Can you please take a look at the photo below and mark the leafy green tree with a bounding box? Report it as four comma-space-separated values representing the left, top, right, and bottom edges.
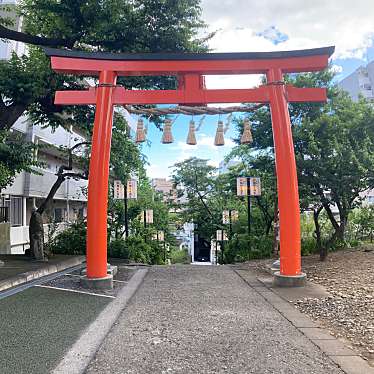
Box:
295, 93, 374, 249
0, 130, 39, 191
228, 69, 374, 259
0, 0, 209, 130
0, 0, 209, 258
172, 157, 222, 240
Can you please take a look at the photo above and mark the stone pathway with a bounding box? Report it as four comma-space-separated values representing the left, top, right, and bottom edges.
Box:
86, 265, 344, 374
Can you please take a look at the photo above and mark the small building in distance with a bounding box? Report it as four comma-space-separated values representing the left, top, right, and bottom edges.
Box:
152, 178, 178, 203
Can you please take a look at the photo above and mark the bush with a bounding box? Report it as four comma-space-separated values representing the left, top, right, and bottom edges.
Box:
108, 236, 165, 265
170, 248, 189, 264
301, 237, 318, 256
49, 220, 166, 265
224, 234, 273, 263
48, 220, 86, 255
108, 238, 129, 260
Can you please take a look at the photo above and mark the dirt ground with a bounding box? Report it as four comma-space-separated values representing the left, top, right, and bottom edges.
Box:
244, 245, 374, 366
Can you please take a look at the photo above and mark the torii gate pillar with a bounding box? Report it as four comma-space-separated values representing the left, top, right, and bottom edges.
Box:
45, 46, 334, 288
86, 71, 117, 280
267, 68, 304, 286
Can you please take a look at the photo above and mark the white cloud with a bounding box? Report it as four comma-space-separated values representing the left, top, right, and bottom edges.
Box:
146, 132, 236, 179
202, 0, 374, 60
205, 74, 263, 90
170, 132, 235, 166
145, 163, 171, 179
331, 64, 343, 74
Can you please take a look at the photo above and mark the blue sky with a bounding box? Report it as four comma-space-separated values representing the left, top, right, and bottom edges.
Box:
135, 0, 374, 179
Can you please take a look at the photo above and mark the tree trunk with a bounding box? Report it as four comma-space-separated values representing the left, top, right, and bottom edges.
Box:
313, 206, 326, 261
29, 210, 45, 261
28, 175, 65, 260
27, 141, 88, 259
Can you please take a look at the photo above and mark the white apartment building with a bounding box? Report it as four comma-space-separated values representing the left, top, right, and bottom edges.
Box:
338, 62, 374, 206
339, 61, 374, 102
0, 1, 88, 254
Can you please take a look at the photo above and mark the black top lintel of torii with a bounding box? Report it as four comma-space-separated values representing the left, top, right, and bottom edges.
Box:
43, 46, 335, 61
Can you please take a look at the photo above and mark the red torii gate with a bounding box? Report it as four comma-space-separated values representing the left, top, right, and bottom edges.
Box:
45, 46, 334, 287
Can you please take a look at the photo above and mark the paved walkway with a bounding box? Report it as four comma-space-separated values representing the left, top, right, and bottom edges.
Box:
86, 265, 343, 374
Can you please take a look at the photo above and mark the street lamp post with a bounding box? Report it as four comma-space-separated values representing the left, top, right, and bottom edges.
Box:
124, 181, 129, 238
223, 209, 238, 238
142, 209, 154, 242
154, 230, 166, 263
114, 179, 137, 239
237, 177, 261, 259
247, 186, 251, 235
216, 230, 228, 265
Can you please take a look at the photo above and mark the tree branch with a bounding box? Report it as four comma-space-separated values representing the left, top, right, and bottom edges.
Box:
36, 142, 88, 214
193, 169, 213, 219
0, 102, 28, 131
0, 24, 75, 48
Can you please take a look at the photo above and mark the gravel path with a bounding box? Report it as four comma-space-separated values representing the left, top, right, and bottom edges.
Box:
86, 265, 342, 374
294, 248, 374, 366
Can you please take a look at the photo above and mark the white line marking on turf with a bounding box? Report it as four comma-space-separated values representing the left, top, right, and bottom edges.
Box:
52, 268, 148, 374
65, 273, 127, 283
35, 285, 115, 299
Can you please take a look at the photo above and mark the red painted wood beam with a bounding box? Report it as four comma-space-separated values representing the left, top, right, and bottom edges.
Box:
50, 54, 329, 76
55, 87, 268, 105
54, 86, 326, 106
286, 86, 327, 102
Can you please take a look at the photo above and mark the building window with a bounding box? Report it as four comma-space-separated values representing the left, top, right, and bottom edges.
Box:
54, 208, 63, 223
4, 196, 23, 226
359, 69, 369, 77
78, 208, 84, 219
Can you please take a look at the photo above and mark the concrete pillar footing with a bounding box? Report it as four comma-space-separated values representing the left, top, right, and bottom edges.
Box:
80, 274, 113, 290
81, 263, 117, 277
272, 271, 307, 287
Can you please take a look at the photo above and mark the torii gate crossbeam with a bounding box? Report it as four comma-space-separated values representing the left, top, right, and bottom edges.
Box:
45, 46, 334, 286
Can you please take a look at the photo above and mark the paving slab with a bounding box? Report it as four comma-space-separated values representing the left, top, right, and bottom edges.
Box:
86, 265, 343, 374
0, 255, 85, 291
300, 327, 336, 340
330, 356, 374, 374
312, 339, 356, 356
257, 275, 329, 302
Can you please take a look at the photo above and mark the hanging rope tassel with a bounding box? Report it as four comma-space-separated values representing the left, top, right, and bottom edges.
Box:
161, 119, 174, 144
240, 118, 253, 145
186, 120, 197, 145
214, 120, 225, 146
135, 118, 146, 143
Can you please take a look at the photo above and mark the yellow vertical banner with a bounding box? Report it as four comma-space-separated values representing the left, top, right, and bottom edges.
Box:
236, 177, 248, 196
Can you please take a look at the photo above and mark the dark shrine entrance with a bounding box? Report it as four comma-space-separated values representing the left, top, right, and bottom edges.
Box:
193, 230, 211, 263
44, 45, 334, 285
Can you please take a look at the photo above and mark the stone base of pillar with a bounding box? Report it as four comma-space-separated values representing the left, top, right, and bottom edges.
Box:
80, 274, 113, 290
272, 271, 306, 287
